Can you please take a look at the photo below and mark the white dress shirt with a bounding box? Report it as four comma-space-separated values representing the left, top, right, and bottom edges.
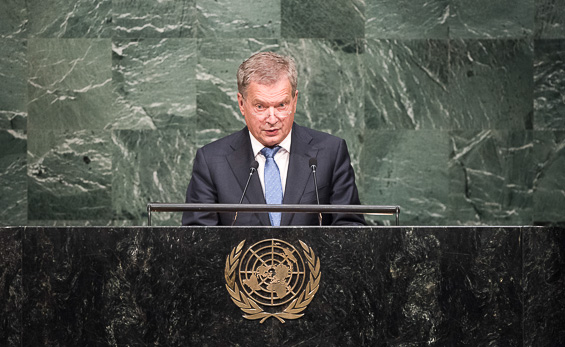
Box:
249, 130, 292, 196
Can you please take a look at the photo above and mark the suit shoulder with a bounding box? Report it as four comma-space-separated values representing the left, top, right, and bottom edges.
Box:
198, 128, 247, 154
295, 124, 345, 146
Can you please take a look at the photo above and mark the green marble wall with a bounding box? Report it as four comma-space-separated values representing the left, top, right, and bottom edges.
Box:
1, 0, 564, 226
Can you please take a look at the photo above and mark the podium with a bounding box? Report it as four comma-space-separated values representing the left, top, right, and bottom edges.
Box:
1, 226, 563, 345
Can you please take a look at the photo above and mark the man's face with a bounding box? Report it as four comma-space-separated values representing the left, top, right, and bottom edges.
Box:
237, 78, 298, 148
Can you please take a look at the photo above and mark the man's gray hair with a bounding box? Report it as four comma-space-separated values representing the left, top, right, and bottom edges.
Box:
237, 52, 297, 97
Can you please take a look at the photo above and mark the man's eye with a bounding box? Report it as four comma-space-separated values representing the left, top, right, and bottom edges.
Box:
255, 105, 264, 110
278, 103, 286, 108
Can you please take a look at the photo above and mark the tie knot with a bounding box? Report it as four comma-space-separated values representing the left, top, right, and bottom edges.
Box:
261, 146, 281, 159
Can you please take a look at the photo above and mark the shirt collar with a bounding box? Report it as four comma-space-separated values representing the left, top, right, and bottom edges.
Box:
249, 129, 292, 157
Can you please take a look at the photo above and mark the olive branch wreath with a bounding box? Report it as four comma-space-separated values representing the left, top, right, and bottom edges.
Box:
224, 240, 321, 323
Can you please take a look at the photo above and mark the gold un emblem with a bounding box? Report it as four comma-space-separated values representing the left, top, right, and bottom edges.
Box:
225, 239, 321, 323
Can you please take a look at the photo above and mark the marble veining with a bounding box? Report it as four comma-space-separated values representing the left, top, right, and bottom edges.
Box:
449, 130, 534, 225
366, 0, 449, 39
534, 39, 565, 130
533, 131, 565, 223
281, 0, 365, 39
111, 129, 197, 225
112, 38, 197, 130
113, 0, 196, 38
26, 0, 112, 38
197, 0, 281, 38
27, 38, 115, 131
449, 0, 533, 38
0, 39, 27, 130
535, 0, 565, 38
27, 130, 113, 221
0, 131, 27, 226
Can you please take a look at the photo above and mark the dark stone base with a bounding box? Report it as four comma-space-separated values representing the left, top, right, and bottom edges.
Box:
1, 226, 563, 345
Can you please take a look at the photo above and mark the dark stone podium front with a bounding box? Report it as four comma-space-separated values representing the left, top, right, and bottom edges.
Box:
1, 226, 564, 346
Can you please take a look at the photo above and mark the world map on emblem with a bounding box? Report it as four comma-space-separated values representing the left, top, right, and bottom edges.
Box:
238, 239, 306, 306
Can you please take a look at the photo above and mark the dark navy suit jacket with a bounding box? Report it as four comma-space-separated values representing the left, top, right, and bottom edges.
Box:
182, 123, 366, 226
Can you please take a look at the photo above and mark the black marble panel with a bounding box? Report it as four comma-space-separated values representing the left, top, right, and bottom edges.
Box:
523, 227, 565, 346
0, 227, 21, 346
534, 39, 565, 130
281, 0, 364, 39
18, 226, 552, 345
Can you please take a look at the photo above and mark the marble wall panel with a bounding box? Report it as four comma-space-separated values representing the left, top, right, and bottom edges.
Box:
0, 227, 21, 346
0, 0, 27, 38
449, 0, 534, 38
0, 131, 27, 226
196, 39, 279, 136
364, 39, 450, 130
523, 227, 565, 345
112, 38, 197, 130
0, 39, 27, 130
27, 38, 115, 131
0, 0, 563, 226
533, 131, 565, 224
449, 130, 534, 225
534, 39, 565, 130
366, 0, 449, 39
111, 130, 197, 225
113, 0, 197, 38
282, 39, 365, 165
26, 0, 112, 38
448, 39, 534, 130
359, 130, 449, 225
281, 0, 365, 39
535, 0, 565, 38
27, 130, 113, 221
197, 0, 280, 38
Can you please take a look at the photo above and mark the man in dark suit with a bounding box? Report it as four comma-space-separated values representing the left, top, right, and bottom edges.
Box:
182, 52, 365, 226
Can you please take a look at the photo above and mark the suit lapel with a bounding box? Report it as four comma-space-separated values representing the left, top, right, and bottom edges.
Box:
226, 128, 270, 226
281, 124, 319, 226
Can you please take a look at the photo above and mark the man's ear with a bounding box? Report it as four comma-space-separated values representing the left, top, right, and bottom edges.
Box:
237, 93, 245, 115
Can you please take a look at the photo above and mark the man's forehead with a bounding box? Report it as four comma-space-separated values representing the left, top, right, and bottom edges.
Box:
247, 80, 293, 99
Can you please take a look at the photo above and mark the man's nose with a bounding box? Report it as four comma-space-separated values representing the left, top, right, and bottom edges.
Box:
265, 107, 277, 122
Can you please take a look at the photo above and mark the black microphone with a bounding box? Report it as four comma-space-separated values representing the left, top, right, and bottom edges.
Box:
232, 161, 259, 226
309, 158, 322, 226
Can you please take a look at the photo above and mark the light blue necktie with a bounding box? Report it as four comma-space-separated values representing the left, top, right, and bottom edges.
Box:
261, 146, 283, 226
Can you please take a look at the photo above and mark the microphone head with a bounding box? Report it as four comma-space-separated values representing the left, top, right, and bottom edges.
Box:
309, 158, 317, 168
250, 160, 259, 171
